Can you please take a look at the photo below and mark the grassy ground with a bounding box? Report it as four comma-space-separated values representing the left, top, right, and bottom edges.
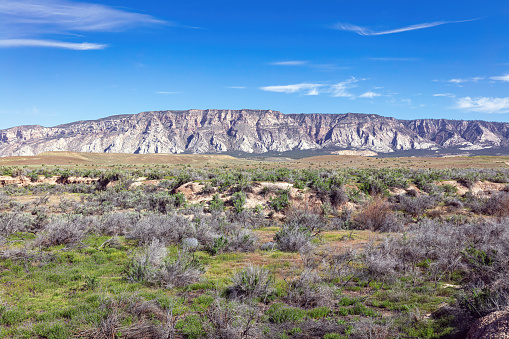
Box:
0, 229, 457, 338
0, 157, 508, 338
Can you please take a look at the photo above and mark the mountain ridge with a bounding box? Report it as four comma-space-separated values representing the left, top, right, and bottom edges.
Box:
1, 109, 508, 157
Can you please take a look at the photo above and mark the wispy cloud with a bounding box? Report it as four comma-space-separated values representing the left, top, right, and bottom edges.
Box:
156, 91, 183, 94
334, 18, 478, 36
471, 77, 485, 82
433, 76, 486, 84
367, 57, 418, 61
260, 78, 360, 98
260, 83, 324, 95
386, 97, 423, 109
456, 97, 509, 113
0, 0, 165, 49
329, 78, 358, 98
226, 86, 246, 89
0, 0, 164, 32
433, 93, 456, 98
0, 38, 106, 50
311, 64, 349, 71
447, 78, 467, 84
268, 60, 347, 72
491, 74, 509, 82
269, 60, 308, 66
359, 91, 381, 98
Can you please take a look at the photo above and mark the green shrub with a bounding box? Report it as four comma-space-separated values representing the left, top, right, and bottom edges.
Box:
173, 192, 186, 208
404, 317, 454, 339
351, 303, 379, 317
231, 192, 246, 214
209, 194, 225, 212
462, 246, 494, 267
306, 306, 331, 319
175, 314, 206, 339
34, 321, 71, 339
270, 189, 291, 212
324, 334, 343, 339
28, 171, 40, 182
205, 236, 229, 256
338, 296, 357, 306
266, 303, 305, 324
338, 307, 349, 316
288, 327, 302, 335
293, 180, 305, 189
442, 184, 458, 195
193, 295, 215, 312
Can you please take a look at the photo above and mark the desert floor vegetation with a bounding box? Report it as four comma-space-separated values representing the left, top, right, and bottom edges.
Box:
0, 159, 508, 338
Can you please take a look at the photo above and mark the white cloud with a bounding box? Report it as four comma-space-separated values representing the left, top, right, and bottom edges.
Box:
433, 93, 456, 98
269, 60, 308, 66
0, 0, 164, 49
306, 88, 320, 96
261, 78, 361, 98
359, 91, 381, 98
491, 74, 509, 82
260, 83, 324, 95
0, 0, 164, 32
456, 97, 509, 113
329, 78, 358, 98
447, 78, 467, 84
226, 86, 246, 89
333, 19, 477, 36
0, 38, 106, 49
472, 77, 485, 82
433, 76, 485, 84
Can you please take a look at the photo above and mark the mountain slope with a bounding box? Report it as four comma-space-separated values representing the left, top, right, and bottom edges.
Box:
0, 109, 508, 157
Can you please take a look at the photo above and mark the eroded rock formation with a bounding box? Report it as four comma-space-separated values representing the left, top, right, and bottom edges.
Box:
1, 109, 508, 156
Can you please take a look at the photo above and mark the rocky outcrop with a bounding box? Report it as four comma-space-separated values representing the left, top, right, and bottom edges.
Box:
466, 308, 509, 339
0, 109, 508, 157
403, 119, 509, 149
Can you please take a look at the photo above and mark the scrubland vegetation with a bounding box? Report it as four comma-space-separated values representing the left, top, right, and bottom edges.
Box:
0, 163, 508, 338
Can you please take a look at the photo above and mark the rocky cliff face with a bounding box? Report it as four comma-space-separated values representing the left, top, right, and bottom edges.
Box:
0, 109, 508, 157
403, 119, 509, 150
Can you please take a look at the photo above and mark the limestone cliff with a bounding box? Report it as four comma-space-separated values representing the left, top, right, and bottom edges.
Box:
0, 109, 507, 156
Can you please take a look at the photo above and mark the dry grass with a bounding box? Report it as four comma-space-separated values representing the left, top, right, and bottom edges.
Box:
292, 155, 509, 169
0, 151, 245, 167
1, 151, 509, 170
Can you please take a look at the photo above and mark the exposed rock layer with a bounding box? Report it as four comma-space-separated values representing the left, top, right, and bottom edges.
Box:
1, 109, 508, 156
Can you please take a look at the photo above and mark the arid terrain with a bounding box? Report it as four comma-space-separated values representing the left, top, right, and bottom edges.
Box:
1, 151, 509, 169
3, 0, 508, 336
0, 153, 508, 338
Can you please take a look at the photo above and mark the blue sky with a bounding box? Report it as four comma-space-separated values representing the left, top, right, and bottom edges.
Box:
1, 0, 509, 129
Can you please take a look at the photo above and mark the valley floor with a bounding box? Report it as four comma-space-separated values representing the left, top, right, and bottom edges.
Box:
0, 157, 508, 338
